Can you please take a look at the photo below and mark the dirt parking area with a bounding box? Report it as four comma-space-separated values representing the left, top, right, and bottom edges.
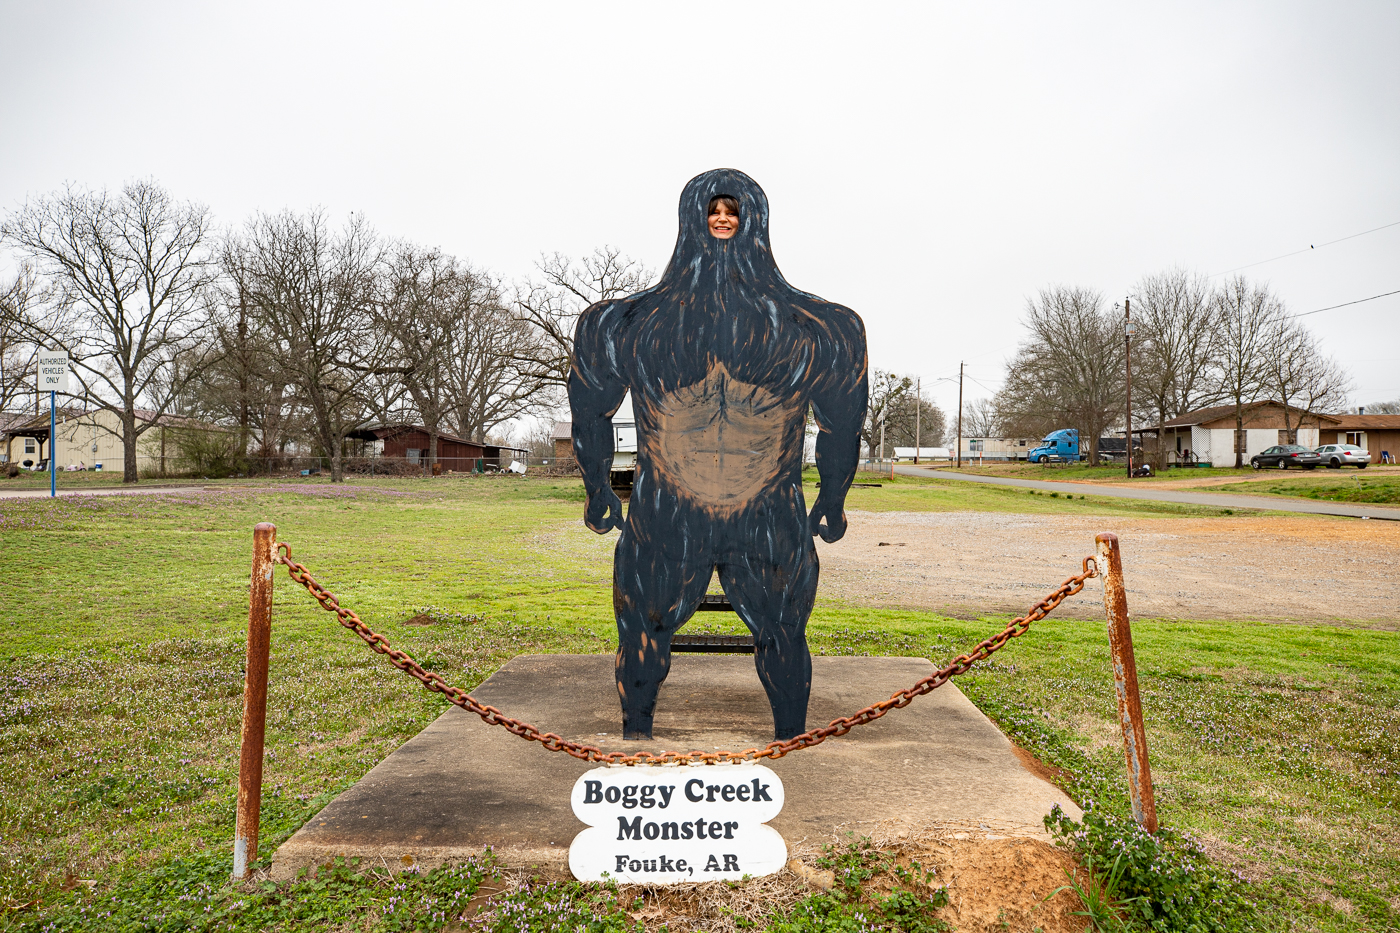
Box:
813, 511, 1399, 627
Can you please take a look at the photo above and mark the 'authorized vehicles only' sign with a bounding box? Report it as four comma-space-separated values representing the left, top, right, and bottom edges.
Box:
568, 763, 786, 883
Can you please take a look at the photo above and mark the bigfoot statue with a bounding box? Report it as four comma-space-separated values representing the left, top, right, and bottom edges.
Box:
568, 168, 868, 741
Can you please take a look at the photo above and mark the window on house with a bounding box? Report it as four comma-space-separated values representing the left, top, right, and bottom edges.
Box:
1346, 432, 1366, 448
1019, 439, 1026, 446
406, 448, 421, 464
25, 439, 35, 453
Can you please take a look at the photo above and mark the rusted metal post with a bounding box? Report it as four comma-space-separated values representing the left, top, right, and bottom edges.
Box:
234, 522, 276, 879
1096, 532, 1158, 833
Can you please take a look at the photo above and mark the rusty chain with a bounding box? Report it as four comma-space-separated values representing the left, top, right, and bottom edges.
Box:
275, 542, 1098, 766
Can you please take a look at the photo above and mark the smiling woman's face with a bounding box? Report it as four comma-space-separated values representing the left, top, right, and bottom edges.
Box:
708, 198, 739, 239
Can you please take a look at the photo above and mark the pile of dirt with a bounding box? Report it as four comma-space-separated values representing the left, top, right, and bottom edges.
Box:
914, 832, 1082, 932
547, 825, 1087, 932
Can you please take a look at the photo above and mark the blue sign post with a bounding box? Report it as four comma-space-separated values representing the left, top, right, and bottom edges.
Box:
37, 350, 69, 499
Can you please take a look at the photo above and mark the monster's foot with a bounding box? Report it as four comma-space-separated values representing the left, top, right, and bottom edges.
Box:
622, 713, 654, 741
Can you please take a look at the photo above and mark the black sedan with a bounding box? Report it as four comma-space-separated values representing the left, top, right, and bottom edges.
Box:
1251, 445, 1321, 470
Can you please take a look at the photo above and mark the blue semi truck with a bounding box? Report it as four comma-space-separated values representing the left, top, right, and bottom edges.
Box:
1027, 429, 1080, 463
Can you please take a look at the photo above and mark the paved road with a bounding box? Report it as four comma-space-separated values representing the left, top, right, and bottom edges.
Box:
895, 465, 1400, 520
0, 483, 202, 501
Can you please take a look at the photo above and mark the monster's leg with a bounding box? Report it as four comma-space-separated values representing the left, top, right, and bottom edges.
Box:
612, 523, 712, 740
718, 539, 819, 740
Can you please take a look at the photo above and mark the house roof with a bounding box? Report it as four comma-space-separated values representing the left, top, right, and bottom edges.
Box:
1330, 414, 1400, 429
552, 421, 572, 440
349, 424, 529, 455
6, 407, 206, 435
0, 411, 40, 434
351, 423, 481, 446
1163, 401, 1342, 429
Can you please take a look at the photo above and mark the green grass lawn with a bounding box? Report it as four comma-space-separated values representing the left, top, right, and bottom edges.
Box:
939, 462, 1258, 483
1197, 473, 1400, 505
0, 475, 1395, 931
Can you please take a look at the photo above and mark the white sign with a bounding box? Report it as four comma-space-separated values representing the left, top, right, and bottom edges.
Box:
569, 763, 786, 883
37, 350, 69, 393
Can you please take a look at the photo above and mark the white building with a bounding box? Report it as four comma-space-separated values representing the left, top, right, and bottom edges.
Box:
3, 407, 209, 474
891, 446, 950, 461
1160, 402, 1333, 467
958, 436, 1037, 461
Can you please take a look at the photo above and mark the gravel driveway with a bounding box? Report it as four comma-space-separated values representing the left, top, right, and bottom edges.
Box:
813, 511, 1399, 628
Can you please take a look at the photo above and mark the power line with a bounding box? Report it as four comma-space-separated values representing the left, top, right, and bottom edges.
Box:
1291, 288, 1400, 318
1210, 219, 1400, 277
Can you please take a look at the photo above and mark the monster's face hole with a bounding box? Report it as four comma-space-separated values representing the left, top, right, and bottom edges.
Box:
707, 195, 740, 239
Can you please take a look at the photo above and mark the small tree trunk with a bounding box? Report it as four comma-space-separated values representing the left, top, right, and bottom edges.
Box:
1234, 405, 1245, 468
331, 439, 344, 483
123, 410, 140, 483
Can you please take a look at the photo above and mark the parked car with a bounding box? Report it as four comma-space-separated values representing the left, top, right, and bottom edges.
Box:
1314, 444, 1370, 469
1251, 445, 1321, 470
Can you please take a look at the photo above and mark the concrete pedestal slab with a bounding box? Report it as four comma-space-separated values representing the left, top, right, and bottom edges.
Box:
271, 655, 1079, 880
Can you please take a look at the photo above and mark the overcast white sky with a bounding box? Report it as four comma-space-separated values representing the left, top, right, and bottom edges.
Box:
3, 1, 1397, 428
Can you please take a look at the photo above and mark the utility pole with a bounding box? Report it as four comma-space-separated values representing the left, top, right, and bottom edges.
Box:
914, 377, 921, 464
955, 362, 964, 469
1125, 299, 1134, 480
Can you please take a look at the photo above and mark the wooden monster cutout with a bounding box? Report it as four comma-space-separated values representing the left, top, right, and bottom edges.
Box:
568, 169, 869, 740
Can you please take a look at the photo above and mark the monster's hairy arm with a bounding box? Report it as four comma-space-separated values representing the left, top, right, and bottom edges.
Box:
567, 302, 628, 534
808, 351, 869, 543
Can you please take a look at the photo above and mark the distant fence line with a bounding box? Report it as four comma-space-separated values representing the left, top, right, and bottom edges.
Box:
235, 455, 582, 477
111, 455, 584, 479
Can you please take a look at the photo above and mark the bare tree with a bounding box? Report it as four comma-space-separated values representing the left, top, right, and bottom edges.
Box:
1262, 318, 1350, 443
512, 247, 654, 390
961, 397, 999, 438
1213, 275, 1285, 467
994, 286, 1124, 464
1130, 269, 1220, 467
195, 247, 297, 463
0, 266, 41, 417
379, 244, 542, 463
0, 267, 42, 467
1295, 352, 1351, 425
444, 274, 541, 441
889, 394, 945, 449
378, 245, 463, 467
862, 370, 910, 456
1, 181, 217, 482
1359, 398, 1400, 414
235, 210, 392, 482
861, 370, 946, 452
514, 418, 557, 461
